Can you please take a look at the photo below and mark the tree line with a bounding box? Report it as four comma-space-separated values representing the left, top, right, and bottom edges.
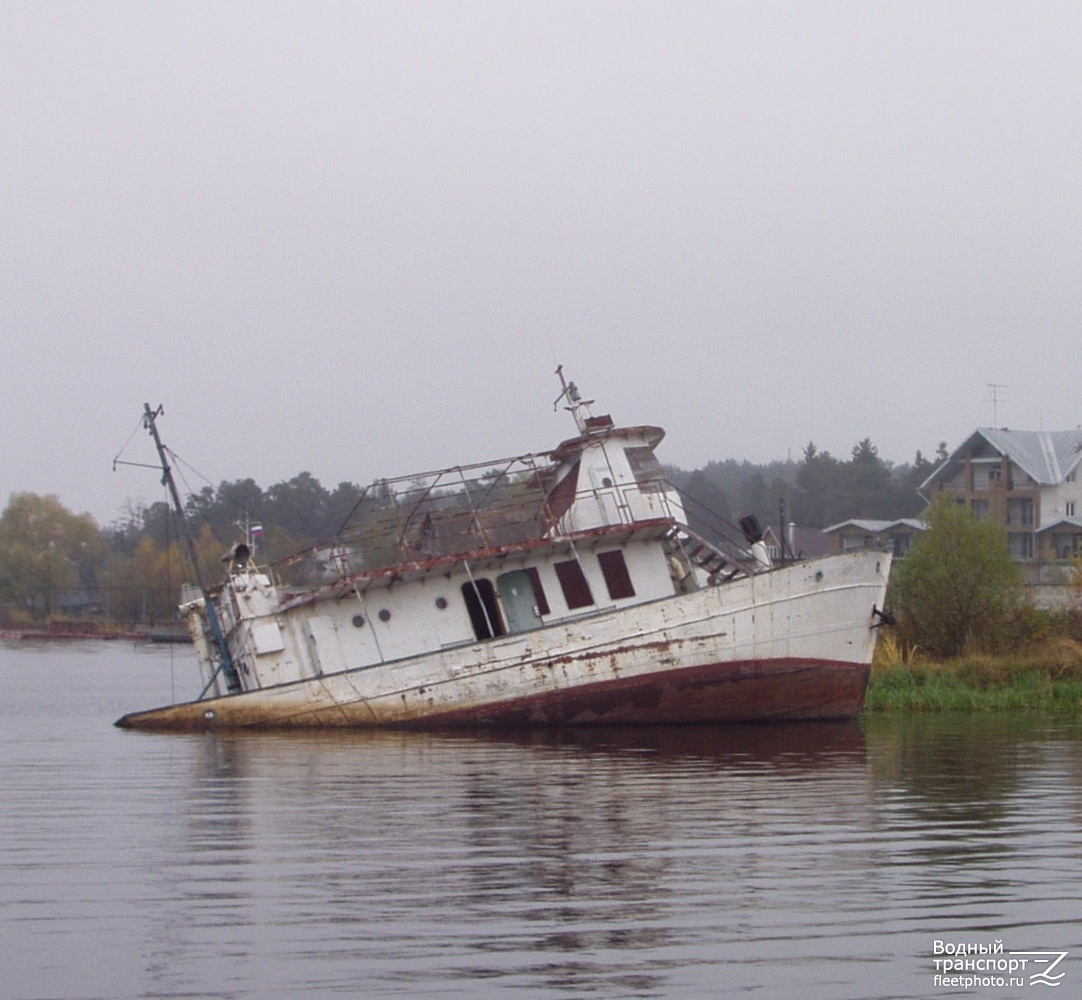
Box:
668, 439, 946, 549
0, 436, 945, 623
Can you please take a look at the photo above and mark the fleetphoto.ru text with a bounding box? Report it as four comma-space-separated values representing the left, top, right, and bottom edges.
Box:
933, 939, 1067, 991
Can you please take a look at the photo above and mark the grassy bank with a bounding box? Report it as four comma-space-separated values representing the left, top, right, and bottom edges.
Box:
864, 636, 1082, 714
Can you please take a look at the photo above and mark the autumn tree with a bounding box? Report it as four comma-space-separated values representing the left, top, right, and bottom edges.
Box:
104, 521, 230, 623
0, 493, 107, 618
888, 497, 1022, 658
108, 535, 188, 623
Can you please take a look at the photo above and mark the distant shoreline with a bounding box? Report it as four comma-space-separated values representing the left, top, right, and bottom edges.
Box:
0, 623, 189, 643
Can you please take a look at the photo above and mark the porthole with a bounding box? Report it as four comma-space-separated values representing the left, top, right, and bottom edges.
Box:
378, 609, 391, 622
351, 614, 365, 628
435, 597, 448, 610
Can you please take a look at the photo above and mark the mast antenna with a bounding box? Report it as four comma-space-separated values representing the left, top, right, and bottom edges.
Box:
142, 403, 241, 694
553, 365, 595, 434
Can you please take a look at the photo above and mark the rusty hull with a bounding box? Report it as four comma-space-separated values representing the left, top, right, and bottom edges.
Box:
115, 655, 870, 732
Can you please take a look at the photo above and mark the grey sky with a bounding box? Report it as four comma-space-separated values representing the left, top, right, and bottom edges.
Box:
3, 1, 1080, 525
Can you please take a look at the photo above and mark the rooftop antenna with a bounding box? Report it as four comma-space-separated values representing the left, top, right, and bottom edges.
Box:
986, 383, 1008, 426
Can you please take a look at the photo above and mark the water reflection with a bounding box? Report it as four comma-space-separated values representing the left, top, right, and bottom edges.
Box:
3, 643, 1082, 999
133, 718, 1082, 999
863, 716, 1082, 956
464, 719, 869, 764
142, 724, 879, 997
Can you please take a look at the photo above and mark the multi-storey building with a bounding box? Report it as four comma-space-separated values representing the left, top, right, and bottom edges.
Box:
920, 428, 1082, 567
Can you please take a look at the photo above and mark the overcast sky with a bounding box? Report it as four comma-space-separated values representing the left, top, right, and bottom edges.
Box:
3, 1, 1080, 525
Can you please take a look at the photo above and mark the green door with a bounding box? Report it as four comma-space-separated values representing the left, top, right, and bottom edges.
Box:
497, 570, 543, 634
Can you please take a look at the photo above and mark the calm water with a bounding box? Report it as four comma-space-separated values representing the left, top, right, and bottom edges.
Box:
2, 642, 1080, 1000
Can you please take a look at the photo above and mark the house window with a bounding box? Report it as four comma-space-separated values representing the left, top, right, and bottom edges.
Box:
597, 550, 636, 600
554, 559, 595, 610
1008, 534, 1035, 560
971, 499, 989, 520
1007, 498, 1034, 526
1068, 470, 1077, 484
1055, 535, 1081, 559
988, 468, 1002, 483
1067, 502, 1076, 518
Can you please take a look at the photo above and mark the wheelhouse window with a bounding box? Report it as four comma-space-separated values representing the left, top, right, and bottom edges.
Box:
624, 447, 665, 493
597, 550, 636, 600
554, 559, 594, 610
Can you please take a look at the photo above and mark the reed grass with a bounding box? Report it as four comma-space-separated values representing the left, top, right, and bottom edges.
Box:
864, 636, 1082, 714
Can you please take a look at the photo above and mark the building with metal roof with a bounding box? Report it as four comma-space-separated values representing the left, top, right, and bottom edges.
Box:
823, 519, 927, 558
920, 427, 1082, 566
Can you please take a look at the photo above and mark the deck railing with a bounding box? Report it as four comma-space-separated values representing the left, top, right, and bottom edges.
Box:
273, 453, 684, 581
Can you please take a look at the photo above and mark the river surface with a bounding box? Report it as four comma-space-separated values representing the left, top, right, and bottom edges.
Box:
1, 641, 1080, 1000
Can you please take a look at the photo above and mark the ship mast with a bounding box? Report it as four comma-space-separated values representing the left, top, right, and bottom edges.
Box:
142, 404, 241, 695
553, 365, 596, 434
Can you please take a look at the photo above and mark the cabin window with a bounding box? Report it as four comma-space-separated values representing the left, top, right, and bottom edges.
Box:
461, 579, 506, 640
597, 550, 636, 600
524, 567, 550, 615
554, 559, 594, 610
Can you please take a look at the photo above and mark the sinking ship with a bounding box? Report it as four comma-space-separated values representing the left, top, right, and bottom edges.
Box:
117, 371, 890, 730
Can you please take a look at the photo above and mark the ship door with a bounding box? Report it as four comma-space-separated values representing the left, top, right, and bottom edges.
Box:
461, 579, 506, 640
497, 570, 543, 634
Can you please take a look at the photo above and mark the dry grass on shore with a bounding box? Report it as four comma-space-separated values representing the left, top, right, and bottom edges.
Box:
864, 633, 1082, 713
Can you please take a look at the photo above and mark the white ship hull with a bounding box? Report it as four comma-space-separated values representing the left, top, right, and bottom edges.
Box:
117, 550, 889, 731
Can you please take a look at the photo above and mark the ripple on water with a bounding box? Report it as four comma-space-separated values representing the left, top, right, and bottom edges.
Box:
2, 644, 1081, 999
